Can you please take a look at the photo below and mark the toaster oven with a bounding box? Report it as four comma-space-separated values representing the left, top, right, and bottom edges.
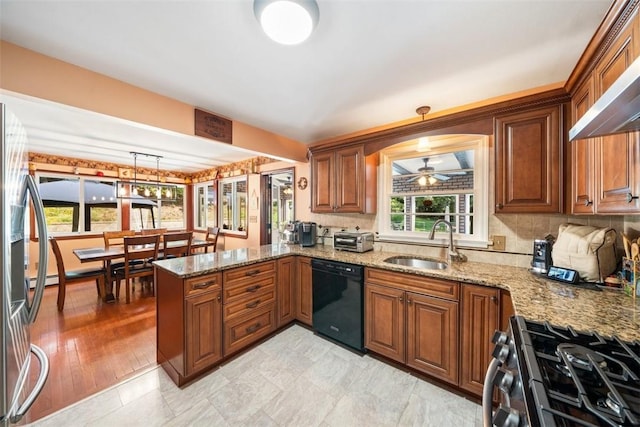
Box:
333, 231, 374, 253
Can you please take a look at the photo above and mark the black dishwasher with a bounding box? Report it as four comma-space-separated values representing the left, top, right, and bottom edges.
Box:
311, 259, 364, 352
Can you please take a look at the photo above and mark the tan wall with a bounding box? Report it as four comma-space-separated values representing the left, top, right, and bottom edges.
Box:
0, 41, 308, 163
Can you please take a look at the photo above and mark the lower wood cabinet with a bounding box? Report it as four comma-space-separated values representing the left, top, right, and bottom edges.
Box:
156, 269, 223, 386
296, 256, 313, 326
459, 284, 499, 395
277, 256, 296, 327
364, 269, 459, 385
222, 260, 277, 357
186, 289, 223, 376
406, 292, 459, 384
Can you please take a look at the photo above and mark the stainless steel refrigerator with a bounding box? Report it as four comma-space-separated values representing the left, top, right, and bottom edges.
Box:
1, 103, 49, 426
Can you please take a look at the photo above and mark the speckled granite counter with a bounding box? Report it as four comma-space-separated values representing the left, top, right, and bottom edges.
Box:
154, 244, 640, 342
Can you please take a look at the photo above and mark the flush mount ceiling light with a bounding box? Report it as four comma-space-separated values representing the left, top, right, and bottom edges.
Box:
254, 0, 319, 45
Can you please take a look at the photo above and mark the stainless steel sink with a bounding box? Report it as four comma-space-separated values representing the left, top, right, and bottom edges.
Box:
383, 256, 448, 270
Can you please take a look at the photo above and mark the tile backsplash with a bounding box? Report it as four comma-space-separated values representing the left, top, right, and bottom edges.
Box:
306, 211, 639, 269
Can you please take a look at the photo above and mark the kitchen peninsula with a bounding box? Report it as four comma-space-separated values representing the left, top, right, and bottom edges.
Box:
154, 245, 640, 388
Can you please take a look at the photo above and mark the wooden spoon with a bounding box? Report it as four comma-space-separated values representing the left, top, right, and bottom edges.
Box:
632, 242, 639, 261
622, 232, 632, 258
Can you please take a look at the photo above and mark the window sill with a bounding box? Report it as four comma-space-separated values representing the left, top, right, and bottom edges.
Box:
376, 233, 489, 249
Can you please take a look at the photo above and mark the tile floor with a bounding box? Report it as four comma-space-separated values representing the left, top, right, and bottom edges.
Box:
31, 325, 483, 426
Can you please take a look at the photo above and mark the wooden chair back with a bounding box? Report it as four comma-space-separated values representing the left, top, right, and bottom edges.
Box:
50, 237, 106, 311
141, 228, 167, 236
103, 230, 135, 248
162, 231, 193, 259
205, 226, 220, 253
114, 234, 160, 303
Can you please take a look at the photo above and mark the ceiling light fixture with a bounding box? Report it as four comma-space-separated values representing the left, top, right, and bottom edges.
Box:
254, 0, 319, 45
418, 176, 427, 186
116, 151, 177, 202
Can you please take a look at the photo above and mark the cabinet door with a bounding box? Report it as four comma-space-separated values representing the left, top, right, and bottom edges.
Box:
571, 77, 596, 214
185, 289, 222, 376
364, 283, 405, 363
311, 151, 335, 213
334, 145, 364, 212
459, 284, 499, 396
277, 256, 296, 327
594, 19, 640, 213
406, 292, 459, 384
296, 256, 313, 326
495, 105, 562, 213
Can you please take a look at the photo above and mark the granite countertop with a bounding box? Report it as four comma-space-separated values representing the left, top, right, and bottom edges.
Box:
154, 244, 640, 342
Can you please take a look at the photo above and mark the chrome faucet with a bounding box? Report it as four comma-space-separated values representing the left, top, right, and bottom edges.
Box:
428, 219, 467, 262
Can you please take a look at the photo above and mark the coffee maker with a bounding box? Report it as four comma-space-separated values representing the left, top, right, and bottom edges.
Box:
531, 235, 554, 274
299, 222, 317, 247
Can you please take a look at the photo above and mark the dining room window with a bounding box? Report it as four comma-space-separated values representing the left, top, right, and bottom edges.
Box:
129, 185, 186, 230
37, 174, 120, 234
194, 181, 217, 230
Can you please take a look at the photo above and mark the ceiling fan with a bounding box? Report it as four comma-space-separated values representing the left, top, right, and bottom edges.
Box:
407, 157, 451, 185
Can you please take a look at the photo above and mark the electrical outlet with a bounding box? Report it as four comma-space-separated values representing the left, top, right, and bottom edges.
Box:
493, 235, 506, 251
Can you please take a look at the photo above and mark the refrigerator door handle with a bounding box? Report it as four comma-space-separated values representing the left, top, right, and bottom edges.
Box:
9, 344, 49, 423
24, 175, 48, 324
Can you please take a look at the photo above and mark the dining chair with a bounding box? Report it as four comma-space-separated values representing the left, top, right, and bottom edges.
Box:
204, 226, 220, 253
50, 237, 106, 311
103, 230, 136, 248
162, 231, 193, 259
141, 228, 167, 240
113, 234, 160, 304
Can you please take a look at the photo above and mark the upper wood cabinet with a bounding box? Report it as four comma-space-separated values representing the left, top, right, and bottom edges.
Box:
570, 6, 640, 214
570, 77, 596, 214
310, 144, 377, 214
495, 104, 563, 213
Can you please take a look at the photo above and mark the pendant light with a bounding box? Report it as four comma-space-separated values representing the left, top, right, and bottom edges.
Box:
254, 0, 319, 45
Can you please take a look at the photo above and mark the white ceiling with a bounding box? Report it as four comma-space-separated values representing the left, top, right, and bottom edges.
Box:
0, 0, 613, 172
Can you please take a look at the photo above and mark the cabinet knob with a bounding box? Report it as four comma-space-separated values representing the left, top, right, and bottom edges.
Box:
626, 193, 639, 203
399, 297, 403, 303
407, 298, 413, 305
584, 199, 593, 206
491, 296, 498, 303
217, 295, 221, 302
496, 203, 504, 210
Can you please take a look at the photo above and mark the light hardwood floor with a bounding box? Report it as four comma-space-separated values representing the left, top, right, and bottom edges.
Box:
25, 280, 156, 423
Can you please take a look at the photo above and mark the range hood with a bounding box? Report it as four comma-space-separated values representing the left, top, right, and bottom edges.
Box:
569, 55, 640, 141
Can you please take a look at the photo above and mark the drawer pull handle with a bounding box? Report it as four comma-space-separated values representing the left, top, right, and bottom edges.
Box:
626, 193, 639, 203
192, 280, 216, 290
246, 300, 260, 309
246, 285, 260, 293
246, 323, 261, 333
245, 269, 261, 277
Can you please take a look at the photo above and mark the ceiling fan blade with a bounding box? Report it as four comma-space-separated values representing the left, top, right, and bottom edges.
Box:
433, 173, 451, 181
406, 176, 419, 183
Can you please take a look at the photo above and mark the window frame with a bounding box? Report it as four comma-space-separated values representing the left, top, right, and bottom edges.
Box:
218, 175, 248, 237
36, 172, 121, 236
193, 180, 218, 231
377, 135, 489, 248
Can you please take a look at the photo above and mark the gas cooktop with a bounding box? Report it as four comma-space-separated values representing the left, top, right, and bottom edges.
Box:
512, 316, 640, 426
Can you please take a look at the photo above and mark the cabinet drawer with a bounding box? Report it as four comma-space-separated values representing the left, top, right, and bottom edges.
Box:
185, 273, 221, 297
223, 287, 276, 321
365, 268, 459, 301
223, 261, 276, 285
223, 274, 276, 304
223, 305, 276, 356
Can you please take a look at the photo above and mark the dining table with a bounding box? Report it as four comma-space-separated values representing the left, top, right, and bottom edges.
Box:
73, 238, 214, 302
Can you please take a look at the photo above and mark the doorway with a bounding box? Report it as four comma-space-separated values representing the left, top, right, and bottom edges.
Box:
260, 168, 295, 245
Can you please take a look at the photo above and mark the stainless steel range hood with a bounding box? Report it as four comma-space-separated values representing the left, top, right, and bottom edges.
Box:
569, 55, 640, 141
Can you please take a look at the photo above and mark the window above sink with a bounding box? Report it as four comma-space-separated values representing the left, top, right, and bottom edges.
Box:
377, 135, 489, 248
